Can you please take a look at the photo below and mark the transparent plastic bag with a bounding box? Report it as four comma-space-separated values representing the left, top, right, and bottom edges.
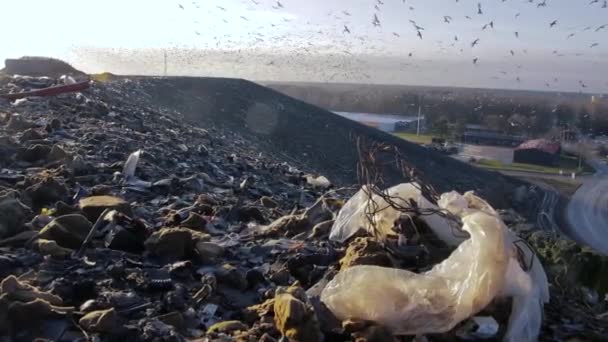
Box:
329, 183, 461, 246
440, 190, 548, 341
322, 210, 510, 335
323, 189, 548, 340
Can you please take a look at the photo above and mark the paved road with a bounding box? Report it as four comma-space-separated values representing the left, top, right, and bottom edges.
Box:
565, 158, 608, 254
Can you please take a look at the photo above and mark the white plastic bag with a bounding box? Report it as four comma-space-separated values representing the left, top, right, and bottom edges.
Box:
329, 183, 461, 246
322, 210, 510, 335
439, 190, 549, 342
323, 188, 549, 340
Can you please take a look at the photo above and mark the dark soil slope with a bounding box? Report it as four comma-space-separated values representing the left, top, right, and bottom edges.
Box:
132, 77, 522, 207
2, 57, 86, 78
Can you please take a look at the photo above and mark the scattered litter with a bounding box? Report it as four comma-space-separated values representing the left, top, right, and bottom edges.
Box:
122, 149, 143, 180
305, 175, 331, 188
456, 316, 500, 340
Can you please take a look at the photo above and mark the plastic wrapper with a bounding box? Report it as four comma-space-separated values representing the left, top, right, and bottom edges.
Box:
322, 208, 510, 335
329, 183, 461, 246
323, 187, 548, 340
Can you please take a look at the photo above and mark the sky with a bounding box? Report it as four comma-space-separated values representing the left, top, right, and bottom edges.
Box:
0, 0, 607, 92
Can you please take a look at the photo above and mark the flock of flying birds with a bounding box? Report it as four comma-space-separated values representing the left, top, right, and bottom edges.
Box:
173, 0, 607, 92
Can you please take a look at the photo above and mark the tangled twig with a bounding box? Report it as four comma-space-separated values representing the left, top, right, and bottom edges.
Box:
354, 135, 463, 239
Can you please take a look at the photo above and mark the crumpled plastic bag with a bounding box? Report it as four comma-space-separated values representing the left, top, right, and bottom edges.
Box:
322, 208, 509, 335
439, 191, 549, 342
329, 183, 461, 246
322, 186, 548, 341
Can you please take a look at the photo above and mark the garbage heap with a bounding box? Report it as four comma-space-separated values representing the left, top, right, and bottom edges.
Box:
0, 75, 607, 341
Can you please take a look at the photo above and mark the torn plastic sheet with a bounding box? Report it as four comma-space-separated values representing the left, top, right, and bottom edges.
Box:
122, 149, 142, 180
322, 186, 548, 341
328, 183, 461, 246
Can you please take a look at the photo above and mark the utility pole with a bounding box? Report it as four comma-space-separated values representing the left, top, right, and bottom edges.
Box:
163, 50, 168, 77
416, 95, 422, 136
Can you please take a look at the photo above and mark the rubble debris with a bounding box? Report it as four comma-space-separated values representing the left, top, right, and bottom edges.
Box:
2, 56, 86, 77
144, 227, 209, 260
79, 308, 121, 334
24, 173, 69, 206
78, 195, 132, 221
207, 320, 248, 334
0, 194, 32, 238
38, 214, 92, 249
34, 239, 74, 258
274, 285, 323, 342
1, 275, 62, 305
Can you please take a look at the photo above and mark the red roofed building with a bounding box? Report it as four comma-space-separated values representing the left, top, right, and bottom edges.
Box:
513, 139, 561, 166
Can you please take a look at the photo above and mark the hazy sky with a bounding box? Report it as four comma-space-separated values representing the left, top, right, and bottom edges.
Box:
1, 0, 607, 92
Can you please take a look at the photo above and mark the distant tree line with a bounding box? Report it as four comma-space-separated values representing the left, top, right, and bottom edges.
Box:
268, 83, 608, 138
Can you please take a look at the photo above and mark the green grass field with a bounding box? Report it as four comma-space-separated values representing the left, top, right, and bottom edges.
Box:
394, 132, 433, 144
475, 154, 593, 175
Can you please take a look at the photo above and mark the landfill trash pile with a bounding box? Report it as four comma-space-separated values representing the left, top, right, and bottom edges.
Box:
0, 74, 607, 341
1, 57, 87, 78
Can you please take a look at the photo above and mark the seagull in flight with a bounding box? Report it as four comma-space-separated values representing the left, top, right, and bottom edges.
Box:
590, 42, 599, 48
373, 13, 381, 26
596, 24, 607, 32
178, 4, 184, 9
477, 2, 483, 14
417, 30, 423, 39
444, 16, 452, 23
550, 20, 558, 27
515, 31, 519, 38
473, 57, 478, 65
471, 38, 480, 47
343, 25, 351, 34
567, 33, 576, 39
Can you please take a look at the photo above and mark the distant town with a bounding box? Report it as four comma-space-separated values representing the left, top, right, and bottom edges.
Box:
268, 82, 608, 176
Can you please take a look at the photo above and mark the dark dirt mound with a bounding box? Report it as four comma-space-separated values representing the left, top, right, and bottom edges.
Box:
130, 76, 523, 208
1, 57, 86, 78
